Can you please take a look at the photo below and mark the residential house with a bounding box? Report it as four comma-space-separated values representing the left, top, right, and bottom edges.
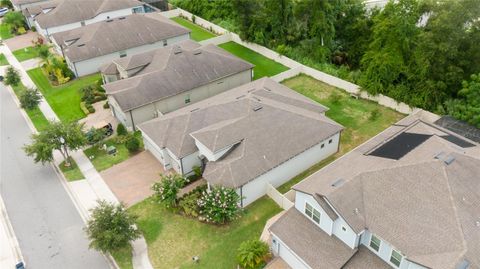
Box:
11, 0, 49, 11
101, 40, 254, 129
24, 0, 145, 37
268, 112, 480, 269
138, 78, 344, 206
50, 13, 190, 77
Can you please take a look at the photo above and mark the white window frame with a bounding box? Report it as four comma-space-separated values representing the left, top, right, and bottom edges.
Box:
369, 234, 381, 252
304, 202, 320, 224
390, 249, 402, 267
119, 50, 127, 58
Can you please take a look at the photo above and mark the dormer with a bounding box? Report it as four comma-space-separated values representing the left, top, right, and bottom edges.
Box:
193, 138, 240, 162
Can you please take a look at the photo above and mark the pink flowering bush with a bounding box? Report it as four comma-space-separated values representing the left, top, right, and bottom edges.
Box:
151, 174, 185, 208
197, 186, 240, 224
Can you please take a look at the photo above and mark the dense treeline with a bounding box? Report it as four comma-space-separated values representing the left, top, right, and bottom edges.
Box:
172, 0, 480, 126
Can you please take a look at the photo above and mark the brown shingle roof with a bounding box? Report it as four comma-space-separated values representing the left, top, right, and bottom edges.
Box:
51, 13, 190, 62
139, 78, 341, 188
34, 0, 143, 28
103, 40, 254, 112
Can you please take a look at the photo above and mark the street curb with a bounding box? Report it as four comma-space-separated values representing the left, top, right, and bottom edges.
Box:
0, 195, 24, 265
4, 82, 120, 269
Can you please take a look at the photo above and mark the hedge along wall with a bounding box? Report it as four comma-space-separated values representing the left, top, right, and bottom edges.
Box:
162, 8, 421, 115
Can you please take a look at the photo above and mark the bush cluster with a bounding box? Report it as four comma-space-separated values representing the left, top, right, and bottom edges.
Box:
236, 239, 271, 269
197, 186, 240, 224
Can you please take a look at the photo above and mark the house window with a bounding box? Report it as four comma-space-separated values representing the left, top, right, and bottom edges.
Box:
390, 249, 402, 267
342, 226, 347, 232
370, 235, 381, 252
328, 139, 333, 144
81, 21, 85, 26
185, 94, 191, 104
163, 40, 167, 46
321, 144, 324, 148
304, 202, 320, 224
132, 6, 143, 13
119, 51, 127, 58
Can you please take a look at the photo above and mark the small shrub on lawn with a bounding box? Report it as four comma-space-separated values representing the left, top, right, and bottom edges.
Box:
116, 123, 127, 136
4, 66, 21, 86
17, 26, 26, 34
152, 174, 185, 208
198, 186, 240, 224
124, 134, 140, 153
369, 108, 381, 121
19, 88, 41, 110
31, 25, 36, 32
237, 239, 271, 269
192, 165, 202, 178
85, 200, 141, 253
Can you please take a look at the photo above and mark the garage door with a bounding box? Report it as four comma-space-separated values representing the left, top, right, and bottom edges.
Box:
278, 241, 309, 269
143, 137, 163, 163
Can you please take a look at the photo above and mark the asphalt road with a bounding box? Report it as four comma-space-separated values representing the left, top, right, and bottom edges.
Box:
0, 84, 110, 269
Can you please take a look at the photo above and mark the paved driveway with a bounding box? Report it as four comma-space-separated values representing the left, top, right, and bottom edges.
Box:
4, 31, 41, 51
79, 101, 118, 130
101, 151, 165, 207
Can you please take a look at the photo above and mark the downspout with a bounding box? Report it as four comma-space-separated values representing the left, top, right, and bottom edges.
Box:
129, 110, 136, 131
72, 61, 79, 78
240, 186, 243, 208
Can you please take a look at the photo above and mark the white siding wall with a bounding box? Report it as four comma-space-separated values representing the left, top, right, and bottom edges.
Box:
195, 139, 234, 161
166, 148, 182, 174
362, 231, 428, 269
180, 151, 202, 175
238, 133, 340, 206
126, 69, 252, 128
332, 216, 358, 249
294, 192, 334, 235
271, 234, 311, 269
108, 96, 130, 126
36, 6, 142, 37
69, 34, 189, 77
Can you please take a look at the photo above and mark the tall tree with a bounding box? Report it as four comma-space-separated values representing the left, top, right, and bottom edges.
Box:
445, 73, 480, 128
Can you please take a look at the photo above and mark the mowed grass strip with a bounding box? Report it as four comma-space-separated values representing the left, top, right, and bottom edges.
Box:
28, 68, 101, 123
10, 82, 50, 131
116, 196, 281, 269
170, 17, 216, 41
277, 74, 404, 193
12, 46, 42, 62
219, 41, 289, 80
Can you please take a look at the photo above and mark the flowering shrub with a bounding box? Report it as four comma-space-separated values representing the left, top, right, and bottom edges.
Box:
197, 186, 240, 224
151, 174, 185, 208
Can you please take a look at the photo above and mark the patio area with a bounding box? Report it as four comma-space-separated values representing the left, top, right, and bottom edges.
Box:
100, 150, 166, 207
79, 101, 118, 131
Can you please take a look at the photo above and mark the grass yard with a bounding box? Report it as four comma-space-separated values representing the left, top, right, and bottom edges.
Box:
12, 46, 41, 62
59, 158, 84, 181
10, 83, 50, 131
28, 68, 101, 123
111, 246, 133, 269
0, 23, 13, 40
114, 196, 281, 269
83, 133, 144, 172
219, 42, 289, 80
0, 53, 8, 65
277, 75, 404, 193
171, 17, 216, 41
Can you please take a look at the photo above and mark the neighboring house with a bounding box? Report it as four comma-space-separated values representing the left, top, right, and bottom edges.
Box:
24, 0, 145, 37
101, 40, 254, 129
268, 113, 480, 269
11, 0, 49, 11
50, 13, 190, 77
138, 78, 344, 207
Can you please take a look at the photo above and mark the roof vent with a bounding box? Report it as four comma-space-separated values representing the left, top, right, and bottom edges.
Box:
434, 151, 445, 159
236, 95, 246, 100
331, 178, 345, 187
252, 105, 263, 112
173, 46, 182, 54
193, 51, 202, 55
190, 108, 200, 113
77, 44, 85, 47
354, 208, 360, 215
444, 155, 456, 165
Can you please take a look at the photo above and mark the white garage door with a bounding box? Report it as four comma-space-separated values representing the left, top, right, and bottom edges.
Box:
278, 241, 309, 269
143, 137, 163, 163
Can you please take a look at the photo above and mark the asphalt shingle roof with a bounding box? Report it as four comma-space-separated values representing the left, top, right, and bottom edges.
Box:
51, 13, 190, 62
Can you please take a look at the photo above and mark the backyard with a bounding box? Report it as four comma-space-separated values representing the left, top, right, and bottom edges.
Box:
112, 196, 281, 269
171, 17, 216, 41
12, 46, 42, 62
219, 41, 289, 80
277, 75, 404, 193
27, 68, 101, 122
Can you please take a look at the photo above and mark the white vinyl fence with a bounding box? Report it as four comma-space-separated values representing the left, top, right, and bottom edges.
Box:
267, 184, 294, 210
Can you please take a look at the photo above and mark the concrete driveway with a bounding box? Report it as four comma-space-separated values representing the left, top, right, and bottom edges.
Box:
101, 151, 165, 207
79, 101, 118, 130
4, 31, 41, 51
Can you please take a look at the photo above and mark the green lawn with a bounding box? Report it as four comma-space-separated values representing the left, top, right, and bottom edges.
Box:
59, 158, 85, 181
84, 133, 143, 172
10, 83, 50, 131
27, 68, 101, 122
0, 23, 13, 40
0, 53, 8, 65
112, 246, 133, 269
113, 196, 281, 269
171, 17, 216, 41
219, 42, 289, 80
277, 75, 404, 193
12, 46, 41, 62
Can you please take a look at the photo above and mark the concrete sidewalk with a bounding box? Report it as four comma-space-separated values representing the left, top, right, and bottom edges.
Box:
1, 42, 153, 269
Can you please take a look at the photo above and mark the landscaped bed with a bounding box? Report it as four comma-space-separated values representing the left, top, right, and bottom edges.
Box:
171, 17, 216, 41
12, 46, 42, 62
112, 196, 281, 269
219, 41, 289, 80
277, 75, 404, 193
27, 68, 101, 123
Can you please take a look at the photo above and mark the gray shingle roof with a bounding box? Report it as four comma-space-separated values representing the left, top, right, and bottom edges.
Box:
139, 78, 342, 188
269, 208, 357, 269
51, 13, 190, 62
292, 114, 480, 269
103, 40, 254, 112
34, 0, 143, 28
